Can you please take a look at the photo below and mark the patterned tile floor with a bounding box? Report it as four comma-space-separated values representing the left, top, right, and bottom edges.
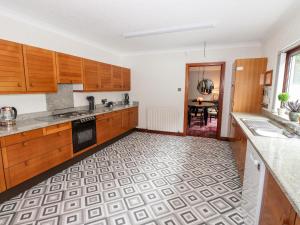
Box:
0, 132, 244, 225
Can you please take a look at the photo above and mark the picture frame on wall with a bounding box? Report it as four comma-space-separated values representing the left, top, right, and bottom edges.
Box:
264, 70, 273, 86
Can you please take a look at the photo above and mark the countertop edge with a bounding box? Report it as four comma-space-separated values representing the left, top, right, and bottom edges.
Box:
0, 105, 138, 138
231, 112, 300, 215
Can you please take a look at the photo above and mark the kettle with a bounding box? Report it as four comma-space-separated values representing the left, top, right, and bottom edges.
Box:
0, 106, 17, 126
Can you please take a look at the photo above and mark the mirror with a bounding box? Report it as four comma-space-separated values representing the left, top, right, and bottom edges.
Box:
197, 79, 214, 95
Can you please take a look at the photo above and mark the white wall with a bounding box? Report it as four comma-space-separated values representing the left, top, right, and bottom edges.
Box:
122, 44, 263, 137
263, 6, 300, 111
188, 70, 221, 101
0, 13, 124, 114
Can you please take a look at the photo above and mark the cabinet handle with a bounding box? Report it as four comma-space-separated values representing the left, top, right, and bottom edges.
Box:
24, 161, 29, 166
21, 132, 26, 136
23, 142, 29, 147
58, 147, 63, 152
30, 83, 33, 87
17, 83, 21, 87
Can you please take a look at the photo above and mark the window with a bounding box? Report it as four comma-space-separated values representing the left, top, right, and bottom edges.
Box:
283, 46, 300, 101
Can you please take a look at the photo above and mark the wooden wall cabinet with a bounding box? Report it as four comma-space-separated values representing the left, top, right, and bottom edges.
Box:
231, 58, 267, 113
83, 59, 101, 91
230, 117, 247, 181
56, 53, 83, 84
23, 45, 57, 92
0, 39, 26, 93
122, 68, 131, 91
260, 170, 297, 225
112, 65, 123, 91
0, 148, 6, 192
98, 62, 112, 90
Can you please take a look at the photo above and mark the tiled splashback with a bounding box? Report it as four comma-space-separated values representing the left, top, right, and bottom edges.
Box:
46, 84, 74, 111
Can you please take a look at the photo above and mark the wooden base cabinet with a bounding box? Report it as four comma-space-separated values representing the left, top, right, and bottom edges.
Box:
295, 216, 300, 225
96, 114, 112, 144
0, 149, 6, 192
1, 122, 72, 188
97, 107, 139, 144
230, 117, 247, 181
259, 169, 297, 225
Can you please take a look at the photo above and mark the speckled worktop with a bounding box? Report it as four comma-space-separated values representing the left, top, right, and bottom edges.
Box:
0, 104, 138, 138
232, 112, 300, 215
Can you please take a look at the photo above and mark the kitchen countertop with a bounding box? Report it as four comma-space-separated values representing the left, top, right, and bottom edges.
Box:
0, 104, 138, 138
232, 112, 300, 215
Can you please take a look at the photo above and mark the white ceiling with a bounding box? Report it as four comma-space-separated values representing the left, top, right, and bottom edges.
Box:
0, 0, 298, 54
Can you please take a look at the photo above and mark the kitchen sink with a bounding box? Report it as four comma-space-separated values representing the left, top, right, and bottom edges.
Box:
241, 118, 295, 138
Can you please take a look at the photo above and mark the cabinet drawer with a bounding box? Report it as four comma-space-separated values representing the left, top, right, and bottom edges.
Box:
5, 144, 72, 188
44, 122, 71, 135
96, 112, 112, 120
2, 128, 44, 147
3, 129, 72, 168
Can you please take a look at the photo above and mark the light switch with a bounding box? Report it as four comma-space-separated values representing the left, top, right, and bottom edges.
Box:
177, 88, 181, 92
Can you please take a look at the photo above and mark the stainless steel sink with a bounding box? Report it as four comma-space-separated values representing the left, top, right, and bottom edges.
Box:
241, 118, 295, 138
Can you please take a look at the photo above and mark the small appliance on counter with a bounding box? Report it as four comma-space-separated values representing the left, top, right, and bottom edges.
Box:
106, 101, 114, 108
123, 93, 130, 105
0, 106, 17, 126
87, 96, 95, 111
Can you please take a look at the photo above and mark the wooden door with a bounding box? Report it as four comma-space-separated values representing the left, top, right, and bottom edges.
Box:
112, 65, 123, 90
23, 45, 57, 92
96, 116, 112, 144
98, 62, 112, 90
111, 111, 123, 138
0, 149, 6, 192
56, 53, 83, 84
83, 59, 100, 91
122, 68, 131, 91
0, 39, 26, 93
260, 170, 296, 225
232, 58, 267, 113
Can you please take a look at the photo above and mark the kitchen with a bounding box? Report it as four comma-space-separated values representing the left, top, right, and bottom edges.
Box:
0, 1, 300, 225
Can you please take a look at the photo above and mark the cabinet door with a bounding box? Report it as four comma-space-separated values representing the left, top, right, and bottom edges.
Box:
98, 62, 112, 90
83, 59, 100, 91
0, 149, 6, 192
23, 45, 57, 92
112, 65, 123, 90
230, 117, 247, 181
0, 39, 26, 93
122, 110, 130, 131
96, 117, 112, 144
56, 53, 83, 84
129, 107, 138, 128
111, 112, 123, 138
122, 68, 131, 91
260, 170, 296, 225
295, 216, 300, 225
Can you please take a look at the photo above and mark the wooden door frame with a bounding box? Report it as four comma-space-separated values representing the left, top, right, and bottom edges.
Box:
183, 62, 226, 139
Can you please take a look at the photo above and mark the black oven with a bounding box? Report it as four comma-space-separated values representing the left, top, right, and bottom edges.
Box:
72, 116, 96, 154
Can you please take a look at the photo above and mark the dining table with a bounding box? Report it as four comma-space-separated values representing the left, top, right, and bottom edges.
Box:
188, 101, 216, 126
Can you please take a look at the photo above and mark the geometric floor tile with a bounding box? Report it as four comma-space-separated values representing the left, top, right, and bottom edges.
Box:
0, 132, 243, 225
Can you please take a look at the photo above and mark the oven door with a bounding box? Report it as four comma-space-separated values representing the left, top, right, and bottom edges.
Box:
72, 119, 96, 154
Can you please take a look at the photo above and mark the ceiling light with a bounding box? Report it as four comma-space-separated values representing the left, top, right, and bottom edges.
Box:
123, 23, 216, 39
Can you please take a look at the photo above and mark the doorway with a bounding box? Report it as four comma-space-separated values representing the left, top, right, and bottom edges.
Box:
184, 62, 225, 139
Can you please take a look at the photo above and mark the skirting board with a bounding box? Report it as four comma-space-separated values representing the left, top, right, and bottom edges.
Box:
136, 128, 231, 141
135, 128, 184, 136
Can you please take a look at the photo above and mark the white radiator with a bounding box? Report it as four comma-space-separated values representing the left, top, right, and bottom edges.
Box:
146, 107, 180, 132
